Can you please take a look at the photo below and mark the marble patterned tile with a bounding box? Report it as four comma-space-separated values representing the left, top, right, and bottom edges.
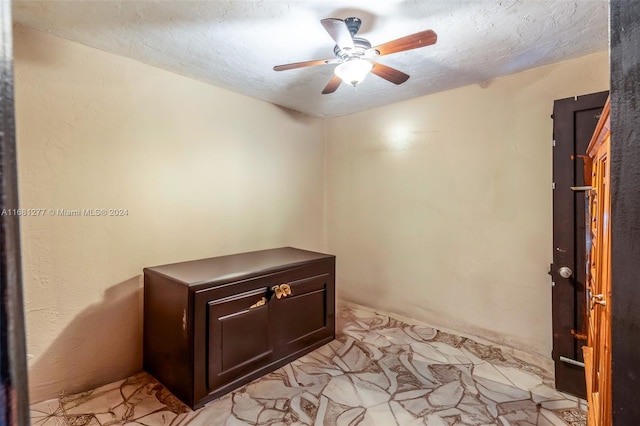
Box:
531, 384, 566, 403
29, 304, 585, 425
472, 362, 514, 387
540, 408, 574, 426
30, 399, 66, 425
540, 399, 580, 410
552, 408, 587, 426
494, 365, 543, 391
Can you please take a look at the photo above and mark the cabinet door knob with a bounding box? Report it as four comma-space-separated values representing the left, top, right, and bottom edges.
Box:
250, 297, 267, 309
272, 284, 292, 299
280, 284, 291, 297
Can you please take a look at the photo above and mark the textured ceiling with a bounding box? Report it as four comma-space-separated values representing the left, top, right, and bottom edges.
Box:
13, 1, 609, 118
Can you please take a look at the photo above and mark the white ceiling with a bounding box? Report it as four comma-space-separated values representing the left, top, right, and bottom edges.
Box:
13, 1, 608, 118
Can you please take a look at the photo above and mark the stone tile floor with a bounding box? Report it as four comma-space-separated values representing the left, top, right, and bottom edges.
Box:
30, 304, 587, 425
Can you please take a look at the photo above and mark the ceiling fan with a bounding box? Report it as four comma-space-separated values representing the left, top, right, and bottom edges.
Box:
273, 17, 437, 94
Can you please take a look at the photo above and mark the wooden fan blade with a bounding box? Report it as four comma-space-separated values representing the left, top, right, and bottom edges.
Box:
371, 63, 410, 85
322, 75, 342, 94
321, 18, 354, 50
273, 59, 335, 71
373, 30, 437, 56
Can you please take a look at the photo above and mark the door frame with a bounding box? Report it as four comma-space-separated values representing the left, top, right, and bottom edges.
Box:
0, 0, 30, 422
610, 1, 640, 423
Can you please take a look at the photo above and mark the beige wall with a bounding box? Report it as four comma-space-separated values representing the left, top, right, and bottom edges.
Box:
325, 52, 609, 359
14, 25, 325, 403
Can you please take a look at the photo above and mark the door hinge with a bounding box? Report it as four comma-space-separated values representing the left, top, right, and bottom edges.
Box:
552, 182, 556, 190
552, 139, 556, 147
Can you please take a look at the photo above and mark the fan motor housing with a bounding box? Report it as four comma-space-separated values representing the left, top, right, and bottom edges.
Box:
344, 17, 362, 36
333, 37, 372, 60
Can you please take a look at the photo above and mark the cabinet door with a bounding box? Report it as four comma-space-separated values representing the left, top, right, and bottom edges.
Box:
271, 273, 334, 356
207, 288, 272, 391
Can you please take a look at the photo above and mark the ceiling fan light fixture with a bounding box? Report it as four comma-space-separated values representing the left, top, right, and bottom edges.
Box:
334, 59, 373, 86
273, 17, 437, 94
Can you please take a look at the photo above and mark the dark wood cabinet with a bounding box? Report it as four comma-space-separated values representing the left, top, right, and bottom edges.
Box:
143, 247, 335, 409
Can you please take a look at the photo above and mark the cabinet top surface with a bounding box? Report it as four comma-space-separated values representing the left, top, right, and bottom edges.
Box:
144, 247, 334, 286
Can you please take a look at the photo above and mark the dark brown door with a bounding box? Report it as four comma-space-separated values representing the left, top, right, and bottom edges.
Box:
551, 91, 608, 397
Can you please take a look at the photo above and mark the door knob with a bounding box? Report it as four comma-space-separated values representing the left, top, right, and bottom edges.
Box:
558, 266, 573, 278
592, 294, 606, 306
